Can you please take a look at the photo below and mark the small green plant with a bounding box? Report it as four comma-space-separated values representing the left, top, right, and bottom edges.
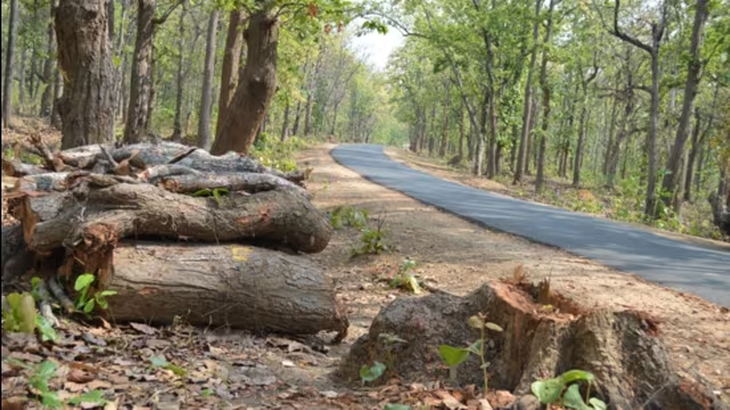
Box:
251, 135, 308, 172
74, 274, 117, 314
438, 313, 503, 394
192, 187, 229, 205
378, 332, 408, 372
360, 361, 386, 385
329, 205, 369, 230
383, 405, 412, 410
2, 292, 37, 334
389, 258, 422, 294
531, 369, 607, 410
149, 355, 187, 376
67, 390, 109, 407
28, 360, 63, 409
351, 226, 392, 256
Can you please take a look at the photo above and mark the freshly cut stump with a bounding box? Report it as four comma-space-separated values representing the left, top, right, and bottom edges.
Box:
73, 242, 348, 338
339, 281, 725, 410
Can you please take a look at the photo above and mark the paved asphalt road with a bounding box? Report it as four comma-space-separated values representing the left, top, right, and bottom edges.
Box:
331, 144, 730, 307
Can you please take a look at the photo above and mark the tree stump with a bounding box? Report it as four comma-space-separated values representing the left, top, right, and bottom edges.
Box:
339, 281, 725, 410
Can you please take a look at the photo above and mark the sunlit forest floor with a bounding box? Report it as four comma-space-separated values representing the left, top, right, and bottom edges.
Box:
2, 121, 728, 407
385, 147, 730, 247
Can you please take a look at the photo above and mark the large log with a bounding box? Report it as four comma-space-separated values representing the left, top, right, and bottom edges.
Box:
1, 224, 34, 283
339, 281, 725, 410
90, 242, 348, 338
21, 183, 331, 254
55, 142, 308, 184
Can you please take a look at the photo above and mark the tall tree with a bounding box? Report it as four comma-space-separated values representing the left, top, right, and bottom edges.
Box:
513, 0, 542, 185
197, 9, 220, 150
609, 0, 668, 218
660, 0, 710, 212
216, 10, 246, 137
2, 0, 19, 128
55, 0, 115, 148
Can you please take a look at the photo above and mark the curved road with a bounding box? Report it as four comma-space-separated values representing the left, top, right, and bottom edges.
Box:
331, 144, 730, 307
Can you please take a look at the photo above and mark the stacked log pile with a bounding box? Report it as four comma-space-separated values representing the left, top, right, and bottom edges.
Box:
2, 137, 347, 339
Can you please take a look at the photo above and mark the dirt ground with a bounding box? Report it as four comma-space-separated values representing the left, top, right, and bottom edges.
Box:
2, 138, 729, 409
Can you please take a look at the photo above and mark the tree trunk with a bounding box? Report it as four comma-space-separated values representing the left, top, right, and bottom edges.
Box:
660, 0, 709, 213
171, 1, 188, 142
40, 4, 57, 118
123, 0, 156, 144
196, 10, 220, 149
340, 280, 721, 409
55, 0, 115, 148
535, 0, 556, 193
211, 5, 278, 156
439, 86, 450, 158
18, 48, 27, 114
70, 242, 348, 337
2, 0, 19, 128
281, 99, 291, 142
215, 10, 245, 138
683, 108, 701, 202
513, 0, 541, 185
572, 104, 589, 187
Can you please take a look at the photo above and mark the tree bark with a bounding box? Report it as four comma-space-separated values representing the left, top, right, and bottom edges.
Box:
281, 99, 291, 142
211, 5, 278, 156
197, 10, 220, 150
513, 0, 541, 185
55, 0, 115, 148
215, 10, 245, 138
68, 242, 348, 337
171, 1, 188, 142
683, 108, 701, 202
660, 0, 709, 213
2, 0, 19, 128
123, 0, 156, 144
40, 3, 57, 118
535, 0, 556, 193
17, 182, 330, 255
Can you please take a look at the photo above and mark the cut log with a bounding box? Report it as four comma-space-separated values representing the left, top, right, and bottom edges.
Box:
155, 172, 307, 196
23, 183, 331, 254
2, 158, 47, 177
83, 242, 348, 337
339, 281, 725, 410
55, 142, 307, 184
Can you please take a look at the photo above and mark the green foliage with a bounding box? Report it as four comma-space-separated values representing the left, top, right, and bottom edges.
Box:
2, 292, 37, 334
28, 360, 62, 409
531, 369, 606, 410
73, 274, 117, 314
389, 258, 423, 294
329, 205, 369, 230
383, 405, 412, 410
150, 355, 188, 377
251, 135, 308, 172
351, 226, 392, 256
67, 390, 109, 407
359, 361, 386, 385
192, 187, 230, 205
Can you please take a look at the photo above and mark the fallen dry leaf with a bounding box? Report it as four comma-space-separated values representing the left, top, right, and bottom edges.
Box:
130, 322, 157, 335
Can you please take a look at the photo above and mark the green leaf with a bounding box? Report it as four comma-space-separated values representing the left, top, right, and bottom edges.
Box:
405, 274, 423, 294
559, 370, 595, 384
438, 345, 470, 367
466, 339, 483, 355
99, 290, 118, 297
192, 188, 212, 197
467, 316, 483, 330
35, 360, 58, 381
19, 293, 37, 334
74, 274, 96, 291
68, 390, 108, 405
485, 322, 504, 332
36, 316, 58, 342
40, 391, 63, 409
150, 356, 170, 367
562, 384, 592, 410
384, 405, 412, 410
588, 397, 608, 410
531, 377, 565, 404
83, 299, 96, 313
359, 361, 386, 384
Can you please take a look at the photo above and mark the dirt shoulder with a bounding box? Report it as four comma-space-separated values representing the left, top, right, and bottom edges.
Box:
303, 144, 729, 402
